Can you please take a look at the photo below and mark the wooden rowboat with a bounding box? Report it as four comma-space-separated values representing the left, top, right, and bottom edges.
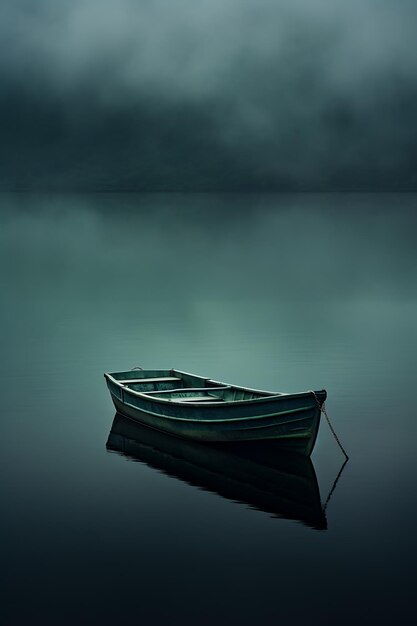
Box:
106, 413, 327, 530
104, 368, 326, 456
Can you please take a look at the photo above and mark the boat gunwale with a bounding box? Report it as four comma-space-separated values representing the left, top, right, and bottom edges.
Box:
104, 372, 323, 409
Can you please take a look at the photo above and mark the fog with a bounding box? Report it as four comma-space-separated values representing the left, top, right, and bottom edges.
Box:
1, 1, 417, 190
2, 193, 416, 304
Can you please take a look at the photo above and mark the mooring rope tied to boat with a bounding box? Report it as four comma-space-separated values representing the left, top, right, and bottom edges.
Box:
322, 457, 349, 512
310, 391, 349, 460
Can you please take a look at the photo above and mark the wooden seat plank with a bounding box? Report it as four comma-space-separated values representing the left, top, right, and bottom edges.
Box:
144, 386, 229, 395
175, 396, 223, 402
119, 377, 181, 384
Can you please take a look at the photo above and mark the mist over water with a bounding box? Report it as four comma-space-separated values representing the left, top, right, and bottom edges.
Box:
1, 1, 417, 190
1, 193, 416, 625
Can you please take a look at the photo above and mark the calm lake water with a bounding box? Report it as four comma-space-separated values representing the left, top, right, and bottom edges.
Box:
1, 193, 416, 625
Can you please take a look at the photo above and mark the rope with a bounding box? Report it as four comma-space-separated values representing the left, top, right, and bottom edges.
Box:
131, 366, 144, 370
310, 391, 349, 460
322, 458, 349, 512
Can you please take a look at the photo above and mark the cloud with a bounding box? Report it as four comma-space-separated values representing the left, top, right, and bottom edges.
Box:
1, 0, 416, 189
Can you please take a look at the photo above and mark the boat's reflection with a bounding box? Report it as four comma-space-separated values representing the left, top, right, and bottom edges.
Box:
106, 412, 328, 530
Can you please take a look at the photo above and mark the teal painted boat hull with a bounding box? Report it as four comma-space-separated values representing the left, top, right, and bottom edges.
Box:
104, 369, 326, 456
106, 413, 327, 530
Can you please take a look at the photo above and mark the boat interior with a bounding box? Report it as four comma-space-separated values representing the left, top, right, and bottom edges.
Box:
109, 369, 278, 402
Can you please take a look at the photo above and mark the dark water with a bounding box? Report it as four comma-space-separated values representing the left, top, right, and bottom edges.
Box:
1, 193, 416, 625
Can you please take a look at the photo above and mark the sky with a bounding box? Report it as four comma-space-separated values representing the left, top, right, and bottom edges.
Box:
1, 0, 417, 191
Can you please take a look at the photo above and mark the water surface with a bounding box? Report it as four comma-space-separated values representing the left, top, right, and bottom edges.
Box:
1, 193, 416, 625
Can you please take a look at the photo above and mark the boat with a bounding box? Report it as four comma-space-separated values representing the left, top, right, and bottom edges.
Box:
106, 413, 327, 530
104, 368, 326, 456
